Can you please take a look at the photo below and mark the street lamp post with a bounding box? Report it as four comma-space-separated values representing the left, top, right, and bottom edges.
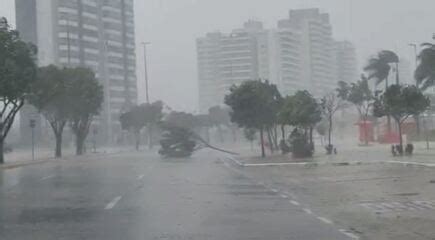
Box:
142, 42, 151, 104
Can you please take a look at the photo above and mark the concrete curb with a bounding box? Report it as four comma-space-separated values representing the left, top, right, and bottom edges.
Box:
0, 159, 55, 170
227, 155, 435, 168
226, 156, 371, 167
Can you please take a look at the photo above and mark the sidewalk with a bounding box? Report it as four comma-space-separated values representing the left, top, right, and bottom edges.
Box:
229, 141, 435, 167
1, 146, 129, 170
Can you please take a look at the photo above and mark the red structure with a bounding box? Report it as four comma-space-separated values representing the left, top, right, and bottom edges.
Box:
356, 121, 374, 143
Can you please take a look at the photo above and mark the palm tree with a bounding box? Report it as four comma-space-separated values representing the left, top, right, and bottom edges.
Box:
364, 50, 399, 90
364, 50, 399, 135
415, 43, 435, 91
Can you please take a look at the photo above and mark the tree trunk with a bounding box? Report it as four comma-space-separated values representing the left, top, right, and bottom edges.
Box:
273, 126, 279, 149
55, 132, 63, 158
260, 127, 266, 158
281, 125, 285, 140
328, 115, 333, 146
0, 139, 4, 164
76, 135, 85, 155
267, 128, 274, 153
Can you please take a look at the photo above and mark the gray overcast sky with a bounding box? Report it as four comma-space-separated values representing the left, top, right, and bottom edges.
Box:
1, 0, 435, 111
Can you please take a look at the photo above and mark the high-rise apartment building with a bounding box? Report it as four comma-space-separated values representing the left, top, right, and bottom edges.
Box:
197, 8, 357, 112
334, 40, 358, 83
287, 9, 336, 97
197, 20, 265, 113
15, 0, 137, 144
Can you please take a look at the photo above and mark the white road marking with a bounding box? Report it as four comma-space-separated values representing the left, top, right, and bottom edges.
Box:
289, 200, 301, 206
317, 216, 334, 225
41, 175, 55, 180
137, 174, 145, 180
105, 196, 122, 210
303, 208, 313, 214
339, 229, 360, 239
280, 194, 289, 199
270, 188, 279, 193
243, 162, 314, 167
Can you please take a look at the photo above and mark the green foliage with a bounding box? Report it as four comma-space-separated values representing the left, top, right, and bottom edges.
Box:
67, 67, 104, 155
224, 80, 282, 129
0, 20, 37, 163
415, 43, 435, 91
243, 128, 256, 142
158, 125, 196, 158
374, 84, 430, 150
279, 90, 321, 129
373, 85, 429, 121
225, 80, 281, 157
164, 111, 198, 130
289, 129, 313, 158
364, 50, 398, 86
337, 75, 374, 120
120, 101, 164, 132
29, 65, 70, 157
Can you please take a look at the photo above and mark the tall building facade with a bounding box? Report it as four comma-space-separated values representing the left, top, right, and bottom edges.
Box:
197, 20, 265, 113
334, 40, 358, 83
197, 8, 357, 112
15, 0, 137, 144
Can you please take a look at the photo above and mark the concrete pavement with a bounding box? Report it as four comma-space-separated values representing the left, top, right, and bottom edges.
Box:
0, 150, 351, 240
230, 156, 435, 240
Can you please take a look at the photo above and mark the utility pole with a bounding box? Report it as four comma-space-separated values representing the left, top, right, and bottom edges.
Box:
142, 42, 151, 104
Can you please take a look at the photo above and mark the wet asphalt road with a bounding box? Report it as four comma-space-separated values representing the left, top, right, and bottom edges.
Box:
0, 150, 350, 240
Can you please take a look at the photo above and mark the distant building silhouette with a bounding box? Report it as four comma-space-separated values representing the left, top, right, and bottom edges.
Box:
196, 8, 358, 113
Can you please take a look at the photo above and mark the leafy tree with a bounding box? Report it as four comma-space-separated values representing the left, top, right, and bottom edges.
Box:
164, 111, 197, 130
224, 80, 281, 158
67, 68, 103, 155
337, 75, 375, 145
0, 20, 37, 164
279, 91, 322, 146
120, 101, 164, 150
415, 43, 435, 91
29, 65, 69, 158
321, 92, 347, 153
373, 85, 430, 152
